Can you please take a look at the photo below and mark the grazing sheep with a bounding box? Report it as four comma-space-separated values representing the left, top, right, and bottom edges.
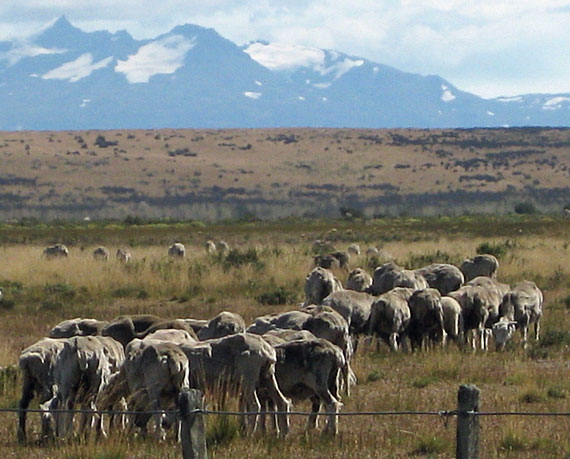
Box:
205, 240, 216, 254
217, 240, 230, 255
93, 246, 110, 261
467, 276, 510, 328
181, 333, 291, 435
415, 263, 465, 295
168, 242, 185, 259
197, 311, 246, 340
448, 284, 496, 350
99, 338, 191, 439
43, 243, 69, 259
346, 268, 373, 292
49, 318, 109, 338
48, 336, 124, 439
18, 338, 66, 442
460, 254, 499, 282
365, 247, 379, 257
407, 288, 446, 351
492, 280, 543, 350
102, 314, 164, 347
138, 319, 199, 341
347, 243, 361, 256
370, 262, 428, 295
267, 338, 346, 435
304, 267, 343, 305
321, 289, 375, 352
368, 287, 414, 351
116, 248, 131, 263
440, 296, 464, 346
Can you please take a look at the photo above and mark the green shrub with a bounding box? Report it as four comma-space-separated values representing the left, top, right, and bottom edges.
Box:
406, 250, 458, 269
222, 248, 264, 271
499, 432, 529, 452
539, 329, 570, 348
514, 201, 537, 214
519, 389, 546, 404
367, 370, 383, 383
547, 386, 567, 399
44, 282, 76, 299
412, 435, 448, 455
41, 299, 65, 311
111, 286, 147, 299
411, 376, 437, 389
206, 415, 240, 447
0, 298, 15, 310
257, 286, 298, 305
476, 240, 515, 259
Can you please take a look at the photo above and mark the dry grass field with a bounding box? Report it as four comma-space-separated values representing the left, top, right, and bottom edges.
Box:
1, 127, 569, 220
0, 217, 569, 457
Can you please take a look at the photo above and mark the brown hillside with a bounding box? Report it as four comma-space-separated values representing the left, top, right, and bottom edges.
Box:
1, 127, 569, 220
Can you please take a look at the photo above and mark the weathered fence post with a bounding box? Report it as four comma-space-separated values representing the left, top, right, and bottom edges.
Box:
456, 384, 480, 459
178, 389, 207, 459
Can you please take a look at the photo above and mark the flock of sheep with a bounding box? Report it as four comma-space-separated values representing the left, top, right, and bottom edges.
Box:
15, 239, 544, 445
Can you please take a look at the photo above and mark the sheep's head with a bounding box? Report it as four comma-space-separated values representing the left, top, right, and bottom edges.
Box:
492, 320, 517, 351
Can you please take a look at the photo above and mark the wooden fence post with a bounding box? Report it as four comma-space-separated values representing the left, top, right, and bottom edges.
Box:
178, 389, 207, 459
456, 384, 480, 459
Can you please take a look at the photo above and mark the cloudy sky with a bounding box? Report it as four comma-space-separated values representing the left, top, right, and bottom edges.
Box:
1, 1, 569, 98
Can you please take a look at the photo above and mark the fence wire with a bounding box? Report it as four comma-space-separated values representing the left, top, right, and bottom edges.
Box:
2, 407, 570, 417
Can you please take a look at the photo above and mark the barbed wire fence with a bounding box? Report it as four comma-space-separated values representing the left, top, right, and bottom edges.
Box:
2, 384, 570, 459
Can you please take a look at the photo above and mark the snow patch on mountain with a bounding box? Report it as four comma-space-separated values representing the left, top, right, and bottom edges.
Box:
42, 53, 113, 82
497, 96, 523, 103
542, 96, 570, 110
115, 35, 195, 83
244, 42, 364, 81
244, 42, 325, 71
441, 85, 456, 102
244, 91, 261, 99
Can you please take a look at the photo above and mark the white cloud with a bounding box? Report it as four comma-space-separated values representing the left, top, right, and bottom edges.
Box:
115, 35, 195, 83
0, 2, 569, 97
42, 53, 112, 82
0, 42, 66, 66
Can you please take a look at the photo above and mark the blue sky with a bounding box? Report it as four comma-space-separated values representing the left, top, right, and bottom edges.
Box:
1, 0, 569, 98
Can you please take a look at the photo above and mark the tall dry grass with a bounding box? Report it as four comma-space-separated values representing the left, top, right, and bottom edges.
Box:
0, 222, 569, 457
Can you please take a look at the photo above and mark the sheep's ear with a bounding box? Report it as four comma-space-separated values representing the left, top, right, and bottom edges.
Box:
508, 321, 517, 326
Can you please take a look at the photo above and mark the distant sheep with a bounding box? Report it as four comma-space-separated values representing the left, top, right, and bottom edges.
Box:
116, 248, 131, 263
93, 246, 110, 261
168, 242, 185, 259
43, 244, 69, 259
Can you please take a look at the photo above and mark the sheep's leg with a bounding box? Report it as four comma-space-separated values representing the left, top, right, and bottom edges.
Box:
534, 320, 540, 341
389, 333, 399, 352
240, 385, 260, 434
260, 368, 290, 437
17, 375, 34, 443
307, 396, 320, 430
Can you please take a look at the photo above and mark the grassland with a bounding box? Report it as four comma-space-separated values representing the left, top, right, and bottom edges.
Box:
1, 127, 569, 220
0, 216, 569, 457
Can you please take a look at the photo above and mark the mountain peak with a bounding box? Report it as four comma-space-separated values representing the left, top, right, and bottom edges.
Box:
34, 15, 83, 47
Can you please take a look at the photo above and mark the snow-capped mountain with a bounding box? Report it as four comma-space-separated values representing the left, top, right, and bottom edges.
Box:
0, 16, 569, 130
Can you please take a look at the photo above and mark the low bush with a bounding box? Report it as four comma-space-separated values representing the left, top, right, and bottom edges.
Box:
256, 286, 298, 305
476, 240, 515, 258
412, 435, 448, 455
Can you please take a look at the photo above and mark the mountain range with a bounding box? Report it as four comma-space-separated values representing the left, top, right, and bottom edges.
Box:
1, 16, 569, 131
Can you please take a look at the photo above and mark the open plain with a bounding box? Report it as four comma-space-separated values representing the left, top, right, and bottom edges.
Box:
1, 127, 569, 220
